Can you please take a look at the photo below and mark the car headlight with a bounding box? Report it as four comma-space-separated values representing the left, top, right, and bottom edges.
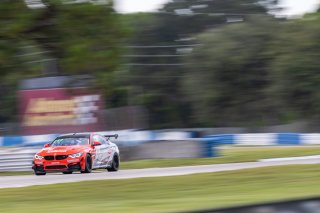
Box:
69, 152, 83, 158
34, 154, 44, 160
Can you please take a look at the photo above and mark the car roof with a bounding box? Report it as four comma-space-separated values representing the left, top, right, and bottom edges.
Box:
58, 133, 92, 138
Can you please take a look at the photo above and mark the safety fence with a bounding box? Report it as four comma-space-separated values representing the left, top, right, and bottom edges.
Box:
0, 147, 38, 171
205, 133, 320, 146
0, 130, 198, 147
1, 131, 320, 172
0, 140, 204, 172
1, 131, 320, 147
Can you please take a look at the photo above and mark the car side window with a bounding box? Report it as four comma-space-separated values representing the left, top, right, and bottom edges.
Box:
92, 135, 101, 144
99, 135, 109, 145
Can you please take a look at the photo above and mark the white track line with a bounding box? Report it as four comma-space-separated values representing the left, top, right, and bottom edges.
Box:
0, 158, 319, 189
259, 155, 320, 162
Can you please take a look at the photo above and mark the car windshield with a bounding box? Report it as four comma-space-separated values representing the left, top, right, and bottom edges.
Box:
51, 136, 90, 147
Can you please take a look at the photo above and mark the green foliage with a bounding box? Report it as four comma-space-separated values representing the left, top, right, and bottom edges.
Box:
0, 1, 38, 122
124, 0, 278, 128
183, 16, 280, 126
0, 0, 126, 121
183, 10, 320, 127
270, 14, 320, 120
0, 1, 34, 75
54, 1, 121, 73
2, 0, 320, 128
122, 13, 188, 128
26, 0, 125, 100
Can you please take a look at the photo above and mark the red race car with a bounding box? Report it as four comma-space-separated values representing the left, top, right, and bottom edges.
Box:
32, 133, 120, 175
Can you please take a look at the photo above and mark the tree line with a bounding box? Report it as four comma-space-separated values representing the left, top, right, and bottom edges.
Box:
1, 0, 320, 129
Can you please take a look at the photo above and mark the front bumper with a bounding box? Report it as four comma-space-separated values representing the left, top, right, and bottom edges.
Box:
33, 158, 83, 172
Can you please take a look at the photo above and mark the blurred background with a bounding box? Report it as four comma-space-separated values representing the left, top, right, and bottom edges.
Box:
1, 0, 320, 136
3, 0, 320, 177
2, 0, 320, 212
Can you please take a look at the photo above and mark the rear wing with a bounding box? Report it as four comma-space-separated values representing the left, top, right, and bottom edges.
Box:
104, 134, 119, 140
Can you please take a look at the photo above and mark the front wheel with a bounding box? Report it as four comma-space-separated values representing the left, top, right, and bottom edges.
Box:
81, 154, 92, 173
107, 155, 119, 172
34, 170, 46, 176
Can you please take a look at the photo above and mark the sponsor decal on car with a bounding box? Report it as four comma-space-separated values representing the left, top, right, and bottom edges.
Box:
49, 162, 61, 165
47, 150, 67, 153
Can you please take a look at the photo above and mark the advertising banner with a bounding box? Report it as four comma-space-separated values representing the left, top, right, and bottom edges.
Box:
19, 88, 103, 135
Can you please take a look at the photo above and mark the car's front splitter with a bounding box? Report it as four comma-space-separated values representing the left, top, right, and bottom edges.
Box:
33, 160, 83, 173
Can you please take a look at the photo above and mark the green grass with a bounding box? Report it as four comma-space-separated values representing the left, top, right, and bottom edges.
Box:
2, 146, 320, 176
0, 171, 33, 176
121, 146, 320, 169
1, 165, 320, 213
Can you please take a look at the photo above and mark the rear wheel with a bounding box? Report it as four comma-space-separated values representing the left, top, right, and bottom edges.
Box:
81, 154, 92, 173
107, 155, 119, 172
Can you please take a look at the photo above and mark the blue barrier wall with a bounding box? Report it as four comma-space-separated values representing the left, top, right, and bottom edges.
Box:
204, 134, 235, 145
2, 137, 23, 146
204, 133, 320, 146
0, 132, 319, 147
277, 133, 300, 145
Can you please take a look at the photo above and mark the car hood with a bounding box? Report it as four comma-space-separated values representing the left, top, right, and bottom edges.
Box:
38, 146, 89, 155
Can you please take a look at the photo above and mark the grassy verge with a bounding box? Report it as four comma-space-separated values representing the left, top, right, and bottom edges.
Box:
0, 171, 33, 176
0, 165, 320, 213
121, 146, 320, 169
1, 146, 320, 176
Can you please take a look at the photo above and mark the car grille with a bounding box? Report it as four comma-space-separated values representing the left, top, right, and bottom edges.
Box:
56, 155, 68, 160
44, 155, 69, 160
45, 165, 67, 170
44, 156, 54, 160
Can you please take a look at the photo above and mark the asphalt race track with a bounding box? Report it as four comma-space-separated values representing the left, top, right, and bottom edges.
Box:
0, 158, 319, 189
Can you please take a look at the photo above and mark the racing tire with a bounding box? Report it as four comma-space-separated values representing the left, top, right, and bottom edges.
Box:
81, 154, 92, 173
107, 154, 119, 172
62, 171, 73, 174
34, 170, 46, 176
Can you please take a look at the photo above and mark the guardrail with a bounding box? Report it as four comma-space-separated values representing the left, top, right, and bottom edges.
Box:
0, 140, 205, 171
2, 131, 320, 172
0, 148, 38, 172
205, 133, 320, 146
0, 130, 198, 147
1, 131, 320, 147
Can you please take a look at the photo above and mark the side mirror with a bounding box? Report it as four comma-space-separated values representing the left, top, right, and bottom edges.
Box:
93, 141, 102, 146
44, 143, 50, 148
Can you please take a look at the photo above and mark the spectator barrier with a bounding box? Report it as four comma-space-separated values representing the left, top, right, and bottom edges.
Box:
1, 131, 320, 172
2, 132, 320, 147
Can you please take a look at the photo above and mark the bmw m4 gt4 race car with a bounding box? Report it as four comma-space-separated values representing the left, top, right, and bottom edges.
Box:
32, 133, 120, 175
